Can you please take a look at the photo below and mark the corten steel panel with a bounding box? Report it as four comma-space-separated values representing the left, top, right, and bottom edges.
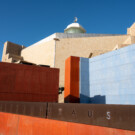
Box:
64, 56, 80, 103
18, 115, 68, 135
47, 103, 135, 131
0, 112, 135, 135
0, 62, 59, 102
68, 122, 135, 135
0, 93, 58, 102
0, 62, 59, 94
0, 112, 19, 135
0, 101, 47, 118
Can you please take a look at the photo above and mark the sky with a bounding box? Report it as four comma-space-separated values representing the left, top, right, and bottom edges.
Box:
0, 0, 135, 60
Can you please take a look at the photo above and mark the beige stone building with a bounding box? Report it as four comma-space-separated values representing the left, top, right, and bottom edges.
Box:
2, 21, 135, 95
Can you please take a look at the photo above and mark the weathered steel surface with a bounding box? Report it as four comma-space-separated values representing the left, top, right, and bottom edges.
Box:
0, 112, 135, 135
0, 62, 59, 102
0, 101, 47, 118
47, 103, 135, 131
0, 93, 58, 102
1, 101, 135, 131
64, 56, 80, 103
0, 112, 19, 135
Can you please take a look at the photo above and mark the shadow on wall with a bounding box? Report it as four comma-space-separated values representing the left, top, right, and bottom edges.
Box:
80, 94, 106, 104
91, 95, 106, 104
64, 95, 80, 103
80, 94, 91, 103
80, 58, 90, 103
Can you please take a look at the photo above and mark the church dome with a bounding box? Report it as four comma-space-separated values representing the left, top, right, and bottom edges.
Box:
64, 18, 86, 34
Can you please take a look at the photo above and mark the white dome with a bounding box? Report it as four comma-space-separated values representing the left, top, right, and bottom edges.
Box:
64, 23, 86, 33
66, 23, 82, 28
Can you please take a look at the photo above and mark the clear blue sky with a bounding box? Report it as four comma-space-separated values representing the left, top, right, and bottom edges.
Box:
0, 0, 135, 60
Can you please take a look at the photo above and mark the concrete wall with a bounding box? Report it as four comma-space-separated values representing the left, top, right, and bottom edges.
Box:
21, 40, 55, 67
80, 44, 135, 104
55, 35, 130, 87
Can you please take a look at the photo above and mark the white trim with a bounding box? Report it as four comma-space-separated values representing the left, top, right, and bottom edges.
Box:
27, 33, 57, 48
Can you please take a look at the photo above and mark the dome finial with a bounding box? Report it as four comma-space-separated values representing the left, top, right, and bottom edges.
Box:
74, 17, 78, 23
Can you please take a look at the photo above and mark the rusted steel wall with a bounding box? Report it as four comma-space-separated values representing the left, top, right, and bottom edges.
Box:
0, 62, 59, 102
0, 93, 57, 102
0, 101, 135, 130
0, 112, 19, 135
1, 101, 135, 131
0, 112, 135, 135
64, 56, 80, 103
47, 103, 135, 131
0, 101, 47, 118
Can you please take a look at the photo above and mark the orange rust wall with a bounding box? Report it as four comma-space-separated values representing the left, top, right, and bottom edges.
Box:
0, 112, 135, 135
0, 112, 19, 135
64, 57, 71, 99
64, 56, 80, 103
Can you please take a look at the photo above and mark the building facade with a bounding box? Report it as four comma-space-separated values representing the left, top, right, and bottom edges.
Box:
2, 22, 135, 89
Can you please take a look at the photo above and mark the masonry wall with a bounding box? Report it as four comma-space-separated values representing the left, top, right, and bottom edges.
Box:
80, 44, 135, 104
21, 40, 55, 67
55, 35, 130, 87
